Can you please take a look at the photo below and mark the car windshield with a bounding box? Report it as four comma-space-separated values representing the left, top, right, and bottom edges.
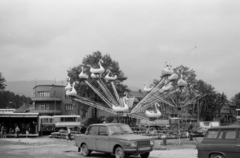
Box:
108, 124, 134, 135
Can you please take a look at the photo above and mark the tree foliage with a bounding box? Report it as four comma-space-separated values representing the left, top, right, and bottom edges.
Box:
0, 72, 6, 90
231, 92, 240, 108
152, 65, 229, 121
67, 51, 129, 119
194, 80, 228, 121
0, 91, 32, 109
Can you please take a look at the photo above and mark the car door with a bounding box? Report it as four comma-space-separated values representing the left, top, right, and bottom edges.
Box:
85, 126, 99, 150
208, 129, 237, 158
96, 126, 110, 152
235, 129, 240, 158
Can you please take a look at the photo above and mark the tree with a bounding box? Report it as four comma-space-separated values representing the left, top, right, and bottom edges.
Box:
67, 51, 129, 120
231, 93, 240, 108
0, 72, 6, 90
0, 91, 32, 109
194, 80, 228, 121
151, 65, 228, 122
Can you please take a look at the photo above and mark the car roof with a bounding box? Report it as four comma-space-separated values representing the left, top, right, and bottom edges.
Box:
209, 125, 240, 130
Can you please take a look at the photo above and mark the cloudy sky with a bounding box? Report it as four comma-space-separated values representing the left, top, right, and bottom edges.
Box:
0, 0, 239, 99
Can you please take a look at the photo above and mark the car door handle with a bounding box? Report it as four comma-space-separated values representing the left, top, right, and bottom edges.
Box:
236, 145, 240, 147
96, 138, 98, 140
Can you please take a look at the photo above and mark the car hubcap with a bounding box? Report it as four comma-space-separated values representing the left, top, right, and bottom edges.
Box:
116, 149, 123, 158
82, 146, 88, 155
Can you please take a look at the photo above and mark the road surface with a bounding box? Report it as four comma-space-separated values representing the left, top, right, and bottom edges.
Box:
0, 137, 198, 158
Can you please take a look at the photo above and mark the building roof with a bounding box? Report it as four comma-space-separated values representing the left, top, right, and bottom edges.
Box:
14, 104, 30, 113
33, 84, 65, 89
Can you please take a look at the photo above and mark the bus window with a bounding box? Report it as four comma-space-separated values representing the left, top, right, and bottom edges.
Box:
65, 117, 75, 122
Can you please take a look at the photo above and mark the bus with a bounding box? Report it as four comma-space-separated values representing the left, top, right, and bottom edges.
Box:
52, 115, 81, 131
38, 116, 55, 135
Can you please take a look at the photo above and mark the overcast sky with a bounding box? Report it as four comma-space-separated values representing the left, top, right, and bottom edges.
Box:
0, 0, 239, 99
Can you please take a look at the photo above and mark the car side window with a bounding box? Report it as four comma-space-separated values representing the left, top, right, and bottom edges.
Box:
88, 126, 99, 135
225, 130, 236, 139
99, 126, 108, 136
206, 130, 219, 139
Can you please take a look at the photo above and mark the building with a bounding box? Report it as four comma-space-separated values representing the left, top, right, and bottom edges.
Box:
30, 85, 77, 116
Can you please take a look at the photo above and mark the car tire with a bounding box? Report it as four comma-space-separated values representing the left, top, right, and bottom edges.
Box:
115, 147, 125, 158
210, 153, 225, 158
140, 152, 150, 158
81, 144, 91, 157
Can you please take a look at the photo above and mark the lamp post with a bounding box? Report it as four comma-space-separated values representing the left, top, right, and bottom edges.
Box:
54, 89, 56, 115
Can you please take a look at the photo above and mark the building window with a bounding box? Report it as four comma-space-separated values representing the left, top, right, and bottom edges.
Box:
46, 104, 49, 110
65, 104, 73, 110
40, 104, 46, 110
39, 91, 50, 97
92, 108, 96, 117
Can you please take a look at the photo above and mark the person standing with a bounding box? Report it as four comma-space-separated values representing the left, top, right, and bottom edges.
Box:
0, 125, 3, 138
67, 127, 72, 141
15, 125, 20, 138
80, 124, 87, 134
2, 127, 7, 138
26, 124, 30, 138
0, 124, 2, 138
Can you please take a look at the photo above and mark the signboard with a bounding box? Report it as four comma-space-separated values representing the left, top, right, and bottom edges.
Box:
117, 112, 123, 115
117, 112, 128, 116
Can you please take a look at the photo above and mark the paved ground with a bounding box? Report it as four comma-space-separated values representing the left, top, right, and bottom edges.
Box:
0, 136, 202, 158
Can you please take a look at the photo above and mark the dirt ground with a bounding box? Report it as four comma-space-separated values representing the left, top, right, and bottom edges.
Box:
0, 136, 202, 158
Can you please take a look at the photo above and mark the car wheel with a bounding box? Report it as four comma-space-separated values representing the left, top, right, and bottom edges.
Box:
210, 153, 225, 158
140, 152, 150, 158
81, 144, 91, 157
115, 147, 125, 158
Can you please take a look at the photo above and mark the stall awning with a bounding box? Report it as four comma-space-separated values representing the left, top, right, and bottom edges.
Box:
0, 113, 39, 118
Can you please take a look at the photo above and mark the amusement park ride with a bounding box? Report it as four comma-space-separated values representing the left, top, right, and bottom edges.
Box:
64, 59, 206, 127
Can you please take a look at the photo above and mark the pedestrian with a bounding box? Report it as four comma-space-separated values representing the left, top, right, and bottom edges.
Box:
188, 121, 193, 132
0, 125, 3, 138
67, 127, 72, 141
15, 125, 20, 138
2, 127, 7, 138
26, 124, 30, 138
80, 124, 87, 134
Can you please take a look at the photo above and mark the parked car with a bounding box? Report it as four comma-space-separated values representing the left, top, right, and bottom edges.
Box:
197, 125, 240, 158
196, 121, 220, 137
74, 123, 155, 158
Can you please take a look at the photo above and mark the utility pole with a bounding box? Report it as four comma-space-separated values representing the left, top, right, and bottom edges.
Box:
197, 100, 199, 126
54, 86, 56, 115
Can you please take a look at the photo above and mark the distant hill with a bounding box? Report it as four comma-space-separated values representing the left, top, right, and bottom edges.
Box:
5, 80, 141, 98
5, 80, 68, 97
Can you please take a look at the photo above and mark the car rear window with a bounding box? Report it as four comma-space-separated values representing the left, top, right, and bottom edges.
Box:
206, 130, 219, 139
216, 129, 237, 139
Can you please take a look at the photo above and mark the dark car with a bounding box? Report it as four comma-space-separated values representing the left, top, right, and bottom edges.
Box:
197, 125, 240, 158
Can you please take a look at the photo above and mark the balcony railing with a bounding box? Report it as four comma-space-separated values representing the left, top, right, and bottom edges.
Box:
32, 97, 62, 102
